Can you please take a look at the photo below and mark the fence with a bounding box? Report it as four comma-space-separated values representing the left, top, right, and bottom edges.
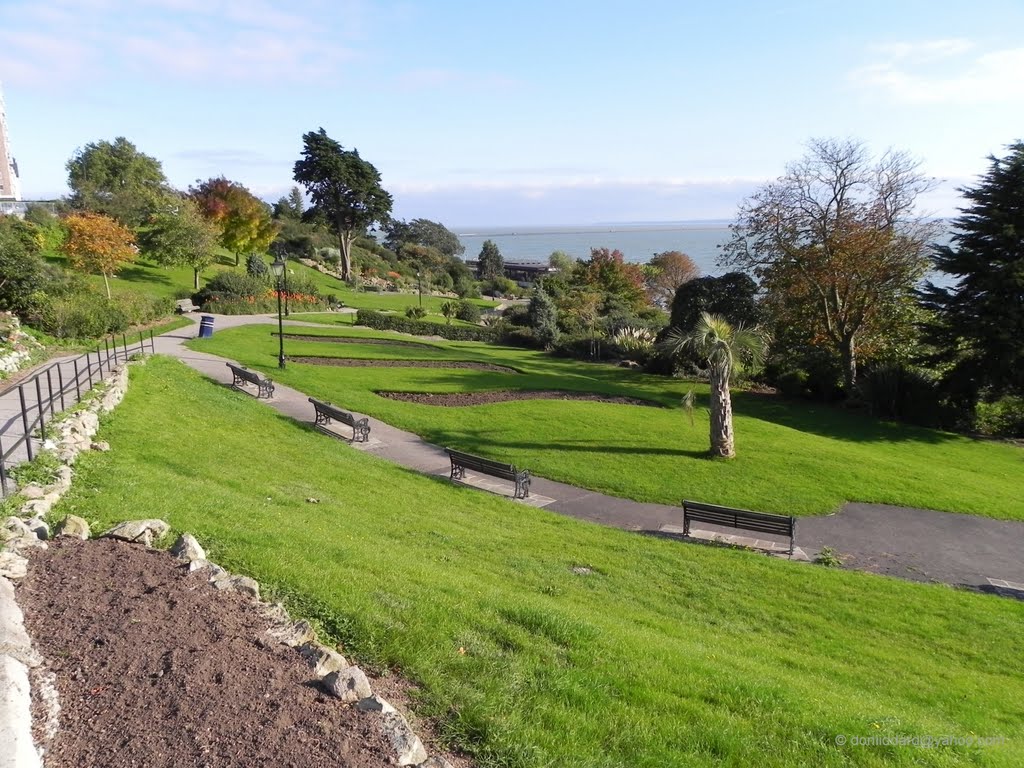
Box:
0, 330, 155, 497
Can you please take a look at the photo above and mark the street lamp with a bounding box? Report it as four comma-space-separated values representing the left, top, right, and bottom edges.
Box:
283, 258, 290, 317
270, 256, 286, 369
416, 270, 422, 308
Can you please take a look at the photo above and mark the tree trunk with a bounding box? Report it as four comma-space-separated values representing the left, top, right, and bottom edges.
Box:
234, 251, 240, 267
193, 268, 200, 291
338, 231, 352, 281
708, 365, 735, 458
102, 272, 111, 300
840, 333, 857, 395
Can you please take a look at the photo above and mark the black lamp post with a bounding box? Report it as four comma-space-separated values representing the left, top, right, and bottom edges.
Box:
283, 257, 290, 317
416, 270, 423, 308
270, 256, 286, 368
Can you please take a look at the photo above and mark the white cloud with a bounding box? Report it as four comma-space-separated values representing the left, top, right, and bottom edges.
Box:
0, 0, 354, 86
852, 39, 1024, 104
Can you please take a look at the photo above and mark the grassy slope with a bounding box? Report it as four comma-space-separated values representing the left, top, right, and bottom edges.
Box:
190, 325, 1024, 519
285, 259, 500, 313
56, 356, 1024, 768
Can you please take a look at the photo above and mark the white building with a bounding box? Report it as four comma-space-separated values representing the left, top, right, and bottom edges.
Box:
0, 83, 23, 209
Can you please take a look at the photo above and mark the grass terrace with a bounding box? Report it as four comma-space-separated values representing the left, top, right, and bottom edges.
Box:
54, 356, 1024, 768
189, 324, 1024, 519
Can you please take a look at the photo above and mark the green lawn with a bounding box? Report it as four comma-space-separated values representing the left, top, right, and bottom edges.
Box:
286, 258, 500, 314
45, 249, 242, 301
189, 325, 1024, 519
55, 356, 1024, 768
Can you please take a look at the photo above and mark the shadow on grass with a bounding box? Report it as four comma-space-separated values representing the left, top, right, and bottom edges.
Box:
421, 427, 708, 459
732, 391, 963, 446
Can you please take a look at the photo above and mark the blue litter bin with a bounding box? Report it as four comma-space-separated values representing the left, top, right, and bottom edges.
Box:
198, 315, 215, 338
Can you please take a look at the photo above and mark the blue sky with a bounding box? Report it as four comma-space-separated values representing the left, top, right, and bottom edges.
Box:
1, 0, 1022, 226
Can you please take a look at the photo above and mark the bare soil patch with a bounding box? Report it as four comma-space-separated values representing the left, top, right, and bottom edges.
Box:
290, 356, 517, 373
376, 390, 660, 407
17, 537, 464, 768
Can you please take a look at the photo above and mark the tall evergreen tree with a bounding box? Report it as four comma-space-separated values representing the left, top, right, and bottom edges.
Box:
477, 239, 504, 280
920, 142, 1024, 404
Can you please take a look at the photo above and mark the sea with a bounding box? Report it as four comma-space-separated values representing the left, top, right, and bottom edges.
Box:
454, 221, 955, 285
455, 222, 732, 275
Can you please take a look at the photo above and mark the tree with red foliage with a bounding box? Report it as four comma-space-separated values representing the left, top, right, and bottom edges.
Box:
189, 177, 278, 266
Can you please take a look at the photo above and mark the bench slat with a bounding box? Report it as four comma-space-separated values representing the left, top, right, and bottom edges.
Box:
446, 448, 530, 499
309, 397, 370, 443
682, 499, 796, 555
226, 363, 274, 399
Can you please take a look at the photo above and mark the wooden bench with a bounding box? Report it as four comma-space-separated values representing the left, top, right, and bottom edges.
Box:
682, 499, 796, 556
445, 448, 530, 499
226, 363, 275, 399
309, 397, 371, 443
176, 298, 200, 313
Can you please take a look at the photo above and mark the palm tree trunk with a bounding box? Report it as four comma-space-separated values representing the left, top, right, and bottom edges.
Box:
708, 365, 735, 458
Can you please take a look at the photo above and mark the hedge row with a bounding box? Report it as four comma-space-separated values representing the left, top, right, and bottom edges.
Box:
355, 309, 499, 342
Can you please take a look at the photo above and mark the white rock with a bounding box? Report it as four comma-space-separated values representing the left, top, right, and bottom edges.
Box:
0, 552, 28, 580
90, 441, 110, 452
101, 519, 170, 546
298, 643, 349, 677
55, 515, 90, 540
20, 499, 52, 519
0, 656, 42, 768
170, 534, 206, 562
322, 666, 372, 703
416, 758, 455, 768
268, 620, 316, 648
211, 573, 260, 599
356, 695, 396, 714
26, 517, 48, 541
18, 486, 44, 501
381, 711, 428, 766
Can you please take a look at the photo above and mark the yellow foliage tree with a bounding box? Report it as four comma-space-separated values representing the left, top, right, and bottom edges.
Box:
63, 213, 136, 299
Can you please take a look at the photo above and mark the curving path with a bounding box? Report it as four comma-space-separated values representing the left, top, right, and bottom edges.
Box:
155, 313, 1024, 597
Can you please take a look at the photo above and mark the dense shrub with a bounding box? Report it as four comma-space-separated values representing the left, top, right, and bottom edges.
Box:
246, 254, 268, 277
356, 309, 498, 342
455, 300, 481, 324
549, 333, 609, 360
527, 287, 559, 347
405, 305, 427, 319
193, 271, 268, 306
28, 290, 172, 339
856, 363, 952, 427
974, 396, 1024, 438
0, 216, 47, 317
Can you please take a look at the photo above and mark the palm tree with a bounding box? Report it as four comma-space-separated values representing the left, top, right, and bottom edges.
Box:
659, 312, 768, 458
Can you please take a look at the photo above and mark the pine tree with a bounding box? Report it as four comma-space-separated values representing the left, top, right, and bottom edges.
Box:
920, 142, 1024, 404
527, 285, 559, 347
478, 239, 504, 281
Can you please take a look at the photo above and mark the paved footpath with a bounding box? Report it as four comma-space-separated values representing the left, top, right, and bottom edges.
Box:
148, 313, 1022, 598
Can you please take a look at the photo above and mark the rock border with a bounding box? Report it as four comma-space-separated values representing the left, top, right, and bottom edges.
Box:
1, 356, 455, 768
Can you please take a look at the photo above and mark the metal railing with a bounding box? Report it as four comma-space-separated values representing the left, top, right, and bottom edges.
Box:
0, 330, 155, 497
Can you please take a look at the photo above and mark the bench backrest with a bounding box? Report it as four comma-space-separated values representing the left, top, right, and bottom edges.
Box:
682, 500, 795, 537
227, 363, 263, 384
446, 449, 519, 480
309, 397, 358, 426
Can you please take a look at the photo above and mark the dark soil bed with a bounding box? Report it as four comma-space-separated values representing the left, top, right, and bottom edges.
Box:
16, 537, 461, 768
376, 390, 660, 407
276, 333, 435, 349
290, 356, 517, 373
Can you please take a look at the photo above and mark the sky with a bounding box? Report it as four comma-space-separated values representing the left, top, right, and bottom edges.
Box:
1, 0, 1022, 227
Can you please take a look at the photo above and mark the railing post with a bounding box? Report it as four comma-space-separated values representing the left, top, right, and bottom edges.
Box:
34, 377, 46, 441
18, 385, 33, 461
122, 332, 129, 360
45, 368, 56, 418
57, 364, 66, 411
0, 435, 8, 497
149, 329, 155, 353
73, 358, 82, 400
102, 338, 109, 371
86, 351, 95, 386
138, 330, 144, 357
